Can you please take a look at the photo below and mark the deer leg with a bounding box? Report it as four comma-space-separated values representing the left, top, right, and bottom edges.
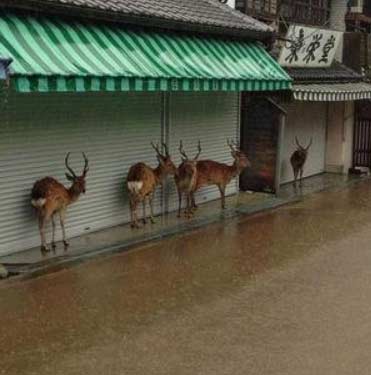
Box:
59, 209, 69, 250
131, 199, 140, 228
38, 212, 50, 253
177, 191, 182, 218
149, 194, 156, 224
142, 198, 147, 225
129, 197, 138, 228
219, 185, 226, 209
293, 168, 298, 187
299, 168, 304, 187
51, 214, 57, 251
191, 192, 198, 210
186, 194, 193, 218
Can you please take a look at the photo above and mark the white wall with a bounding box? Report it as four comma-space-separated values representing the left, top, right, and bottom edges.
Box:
281, 102, 328, 184
330, 0, 348, 31
325, 101, 354, 173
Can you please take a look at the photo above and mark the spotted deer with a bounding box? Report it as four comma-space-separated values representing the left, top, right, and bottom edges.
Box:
191, 140, 251, 210
31, 152, 89, 253
175, 140, 202, 218
127, 142, 176, 228
290, 137, 313, 187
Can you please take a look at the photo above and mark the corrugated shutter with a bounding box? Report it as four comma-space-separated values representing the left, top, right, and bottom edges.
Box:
0, 92, 163, 255
280, 101, 327, 184
166, 92, 240, 211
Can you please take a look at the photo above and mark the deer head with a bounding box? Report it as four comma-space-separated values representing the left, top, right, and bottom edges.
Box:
227, 139, 251, 171
295, 137, 312, 157
151, 142, 177, 175
179, 140, 202, 162
65, 152, 89, 194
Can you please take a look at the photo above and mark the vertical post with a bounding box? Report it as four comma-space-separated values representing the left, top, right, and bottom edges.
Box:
275, 112, 285, 195
237, 92, 242, 193
161, 92, 171, 214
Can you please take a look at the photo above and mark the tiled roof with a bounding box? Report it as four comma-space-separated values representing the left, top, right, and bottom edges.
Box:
2, 0, 273, 40
286, 62, 363, 83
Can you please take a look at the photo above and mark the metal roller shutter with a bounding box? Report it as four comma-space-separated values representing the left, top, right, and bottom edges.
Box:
280, 101, 327, 184
166, 92, 240, 211
0, 92, 163, 255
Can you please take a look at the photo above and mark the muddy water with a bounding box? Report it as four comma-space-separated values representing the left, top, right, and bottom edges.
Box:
2, 181, 371, 374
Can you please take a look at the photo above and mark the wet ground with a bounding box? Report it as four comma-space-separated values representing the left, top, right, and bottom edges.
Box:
2, 179, 371, 374
0, 172, 358, 270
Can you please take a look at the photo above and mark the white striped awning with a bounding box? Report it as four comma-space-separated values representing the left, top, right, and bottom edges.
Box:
293, 82, 371, 101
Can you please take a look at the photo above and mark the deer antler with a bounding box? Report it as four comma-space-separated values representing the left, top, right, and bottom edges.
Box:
227, 139, 239, 152
161, 142, 169, 157
82, 152, 89, 176
179, 140, 189, 160
151, 142, 162, 156
305, 137, 313, 151
295, 137, 304, 149
194, 140, 202, 160
227, 139, 234, 151
65, 152, 77, 178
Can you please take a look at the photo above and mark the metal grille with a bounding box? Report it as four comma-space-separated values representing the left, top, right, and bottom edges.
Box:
166, 92, 240, 212
353, 118, 371, 167
0, 91, 163, 255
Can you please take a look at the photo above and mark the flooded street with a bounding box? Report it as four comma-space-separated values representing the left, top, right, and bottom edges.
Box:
2, 181, 371, 375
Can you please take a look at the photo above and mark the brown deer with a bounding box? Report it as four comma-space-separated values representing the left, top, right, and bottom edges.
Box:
31, 152, 89, 253
175, 140, 202, 218
191, 140, 251, 210
290, 137, 313, 187
127, 142, 176, 228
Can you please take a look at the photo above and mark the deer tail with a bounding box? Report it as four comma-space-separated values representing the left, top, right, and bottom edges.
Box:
31, 198, 47, 208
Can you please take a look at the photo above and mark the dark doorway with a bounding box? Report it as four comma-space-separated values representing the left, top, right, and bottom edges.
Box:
353, 102, 371, 168
240, 95, 284, 194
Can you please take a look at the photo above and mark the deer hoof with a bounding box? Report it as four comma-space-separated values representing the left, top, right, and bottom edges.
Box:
41, 245, 50, 253
63, 241, 70, 249
131, 223, 140, 229
142, 218, 147, 225
51, 242, 56, 250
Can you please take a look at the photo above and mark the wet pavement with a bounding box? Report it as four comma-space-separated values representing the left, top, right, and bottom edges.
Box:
0, 173, 360, 274
2, 179, 371, 374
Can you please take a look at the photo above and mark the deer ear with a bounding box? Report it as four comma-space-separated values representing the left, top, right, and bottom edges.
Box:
65, 173, 75, 181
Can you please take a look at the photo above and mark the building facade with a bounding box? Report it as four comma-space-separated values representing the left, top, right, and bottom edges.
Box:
0, 0, 291, 255
239, 0, 371, 184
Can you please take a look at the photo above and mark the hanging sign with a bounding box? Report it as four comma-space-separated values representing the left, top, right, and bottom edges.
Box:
279, 26, 342, 68
219, 0, 235, 8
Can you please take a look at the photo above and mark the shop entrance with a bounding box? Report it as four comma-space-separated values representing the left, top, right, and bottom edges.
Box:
240, 95, 285, 194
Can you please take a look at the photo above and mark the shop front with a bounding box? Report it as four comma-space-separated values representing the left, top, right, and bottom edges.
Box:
0, 12, 291, 255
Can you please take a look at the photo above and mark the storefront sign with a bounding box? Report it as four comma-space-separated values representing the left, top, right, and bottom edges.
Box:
279, 26, 342, 68
219, 0, 235, 8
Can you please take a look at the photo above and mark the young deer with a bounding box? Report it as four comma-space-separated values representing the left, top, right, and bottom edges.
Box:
290, 137, 313, 187
31, 152, 89, 253
175, 140, 202, 218
191, 140, 251, 210
127, 142, 176, 228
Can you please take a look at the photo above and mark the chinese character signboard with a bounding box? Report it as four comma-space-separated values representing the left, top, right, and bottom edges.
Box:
219, 0, 235, 8
279, 26, 342, 68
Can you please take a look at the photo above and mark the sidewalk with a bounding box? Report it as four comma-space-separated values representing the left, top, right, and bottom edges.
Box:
0, 173, 365, 279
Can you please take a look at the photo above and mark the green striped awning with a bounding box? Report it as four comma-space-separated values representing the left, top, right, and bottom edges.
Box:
0, 13, 292, 93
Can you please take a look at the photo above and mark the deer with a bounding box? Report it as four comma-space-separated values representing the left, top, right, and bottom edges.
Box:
290, 137, 313, 187
127, 142, 176, 228
190, 140, 251, 210
31, 152, 89, 253
174, 140, 202, 218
